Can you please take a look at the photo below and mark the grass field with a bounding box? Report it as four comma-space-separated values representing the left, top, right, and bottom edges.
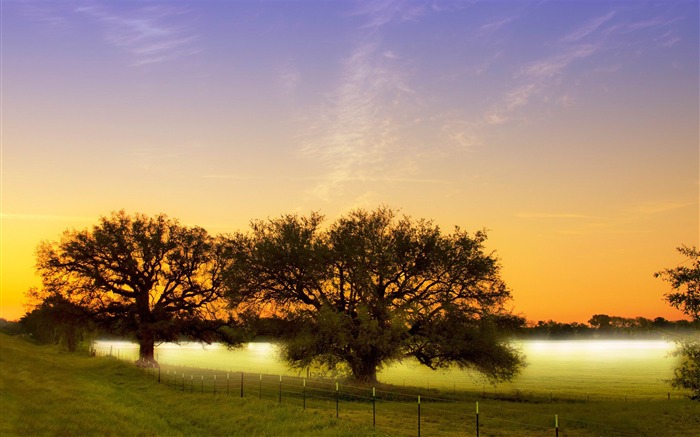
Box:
0, 334, 386, 437
95, 338, 683, 402
4, 334, 700, 436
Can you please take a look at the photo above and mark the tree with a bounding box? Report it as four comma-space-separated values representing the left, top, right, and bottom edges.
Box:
655, 245, 700, 322
223, 207, 525, 383
655, 245, 700, 400
36, 211, 238, 365
21, 289, 95, 352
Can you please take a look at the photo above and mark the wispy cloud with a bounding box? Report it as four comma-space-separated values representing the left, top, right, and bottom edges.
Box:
352, 0, 427, 29
518, 44, 599, 79
0, 213, 95, 223
75, 5, 199, 66
478, 16, 516, 35
300, 2, 424, 201
633, 200, 696, 215
277, 61, 301, 96
516, 212, 595, 219
562, 11, 616, 42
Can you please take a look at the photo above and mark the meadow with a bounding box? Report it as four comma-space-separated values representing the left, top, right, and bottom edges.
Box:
0, 333, 384, 437
95, 338, 681, 402
3, 334, 698, 436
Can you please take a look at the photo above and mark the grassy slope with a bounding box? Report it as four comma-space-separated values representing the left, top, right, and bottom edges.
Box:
0, 334, 386, 437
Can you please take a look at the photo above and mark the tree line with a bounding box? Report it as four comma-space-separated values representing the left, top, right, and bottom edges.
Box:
520, 315, 697, 339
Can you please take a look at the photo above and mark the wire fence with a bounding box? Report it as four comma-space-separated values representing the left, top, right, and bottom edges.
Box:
95, 348, 689, 437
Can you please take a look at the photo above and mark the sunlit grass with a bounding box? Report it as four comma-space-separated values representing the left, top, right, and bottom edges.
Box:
0, 334, 387, 437
6, 335, 699, 436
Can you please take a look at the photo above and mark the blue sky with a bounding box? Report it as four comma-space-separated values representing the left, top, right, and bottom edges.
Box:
2, 0, 698, 321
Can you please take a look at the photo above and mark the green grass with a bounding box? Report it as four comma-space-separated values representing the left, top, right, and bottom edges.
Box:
3, 334, 699, 436
0, 334, 387, 436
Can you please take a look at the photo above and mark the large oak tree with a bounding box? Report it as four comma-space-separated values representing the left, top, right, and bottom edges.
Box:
223, 207, 525, 383
36, 211, 237, 365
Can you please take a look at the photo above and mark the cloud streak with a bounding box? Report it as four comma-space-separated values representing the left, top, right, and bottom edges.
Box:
75, 5, 199, 66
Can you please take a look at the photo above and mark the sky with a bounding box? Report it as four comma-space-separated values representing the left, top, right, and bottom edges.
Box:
1, 0, 698, 323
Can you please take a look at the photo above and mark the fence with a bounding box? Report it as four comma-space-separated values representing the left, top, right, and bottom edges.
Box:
148, 368, 648, 435
96, 348, 689, 436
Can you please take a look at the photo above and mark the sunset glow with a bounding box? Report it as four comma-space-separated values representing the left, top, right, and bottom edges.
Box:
2, 0, 698, 322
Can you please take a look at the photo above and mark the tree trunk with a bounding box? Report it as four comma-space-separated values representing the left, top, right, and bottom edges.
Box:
349, 357, 379, 384
136, 326, 157, 367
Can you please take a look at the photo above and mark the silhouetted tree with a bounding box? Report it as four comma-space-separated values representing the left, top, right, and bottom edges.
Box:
223, 207, 525, 383
655, 245, 700, 400
35, 211, 239, 365
655, 246, 700, 322
588, 314, 613, 333
20, 290, 94, 351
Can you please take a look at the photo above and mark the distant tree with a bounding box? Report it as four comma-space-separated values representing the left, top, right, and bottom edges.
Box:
35, 211, 240, 365
588, 314, 613, 333
528, 320, 592, 338
223, 207, 525, 383
655, 245, 700, 400
21, 290, 94, 352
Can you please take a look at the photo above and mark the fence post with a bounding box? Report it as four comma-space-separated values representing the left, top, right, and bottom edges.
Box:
213, 375, 216, 395
182, 373, 185, 392
335, 382, 339, 418
240, 372, 244, 398
278, 375, 282, 403
372, 387, 376, 428
259, 374, 262, 399
226, 373, 230, 396
158, 366, 161, 384
555, 414, 559, 437
190, 374, 193, 393
303, 379, 306, 410
417, 395, 421, 437
201, 375, 204, 394
476, 402, 479, 437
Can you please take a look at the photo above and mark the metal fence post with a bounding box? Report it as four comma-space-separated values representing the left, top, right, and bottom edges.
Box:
476, 402, 479, 437
372, 387, 376, 428
417, 396, 421, 437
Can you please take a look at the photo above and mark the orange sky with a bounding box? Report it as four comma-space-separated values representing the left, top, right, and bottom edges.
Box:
1, 0, 698, 323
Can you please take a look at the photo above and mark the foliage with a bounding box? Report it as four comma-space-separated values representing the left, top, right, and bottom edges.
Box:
34, 211, 240, 364
668, 335, 700, 400
655, 245, 700, 322
656, 245, 700, 400
223, 207, 525, 383
20, 290, 95, 352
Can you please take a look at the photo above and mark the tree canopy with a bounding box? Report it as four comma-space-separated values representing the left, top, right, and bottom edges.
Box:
35, 211, 238, 364
223, 207, 524, 383
655, 245, 700, 400
655, 245, 700, 322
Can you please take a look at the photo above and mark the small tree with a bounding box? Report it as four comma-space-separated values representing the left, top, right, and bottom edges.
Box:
36, 211, 239, 365
655, 245, 700, 400
223, 207, 525, 383
21, 289, 95, 351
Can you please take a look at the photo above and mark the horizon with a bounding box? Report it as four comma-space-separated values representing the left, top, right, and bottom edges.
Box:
2, 0, 698, 323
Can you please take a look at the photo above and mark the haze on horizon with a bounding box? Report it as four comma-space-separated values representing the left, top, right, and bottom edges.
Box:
1, 0, 698, 323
